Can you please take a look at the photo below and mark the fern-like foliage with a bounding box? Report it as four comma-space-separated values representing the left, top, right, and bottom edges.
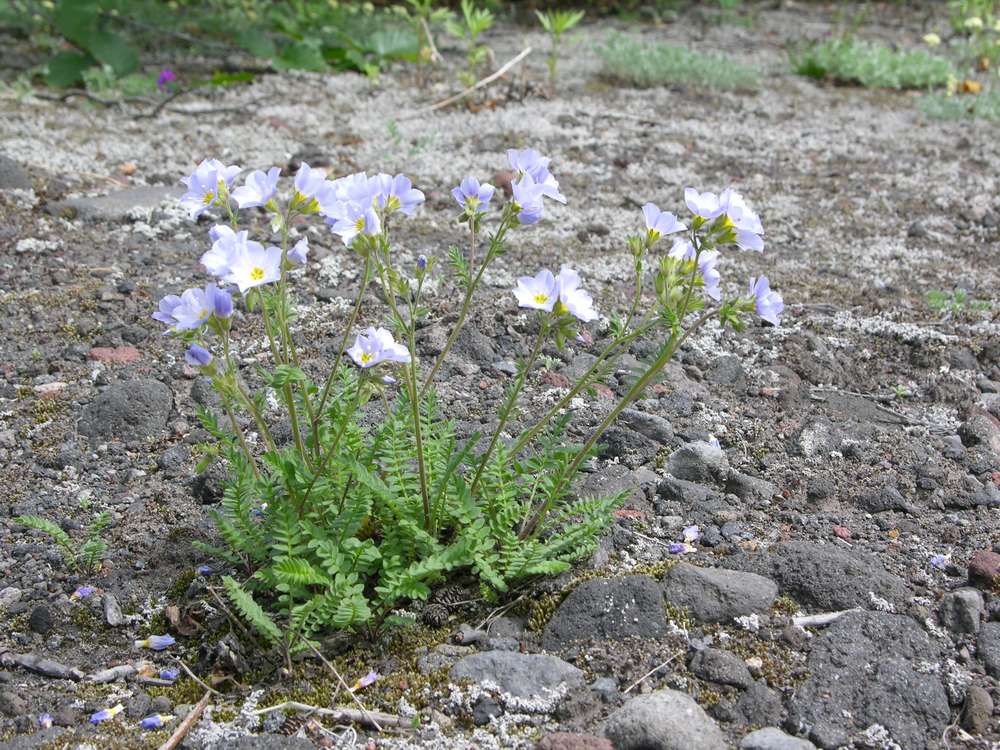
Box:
17, 512, 111, 573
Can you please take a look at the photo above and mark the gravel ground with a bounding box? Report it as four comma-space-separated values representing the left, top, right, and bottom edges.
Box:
0, 3, 998, 749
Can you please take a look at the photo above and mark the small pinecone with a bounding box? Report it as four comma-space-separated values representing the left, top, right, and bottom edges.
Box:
279, 713, 309, 737
421, 601, 450, 628
435, 584, 468, 608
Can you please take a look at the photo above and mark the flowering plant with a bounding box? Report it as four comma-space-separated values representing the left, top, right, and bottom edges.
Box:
160, 149, 781, 656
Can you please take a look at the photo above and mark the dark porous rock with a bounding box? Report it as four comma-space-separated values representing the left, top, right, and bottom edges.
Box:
190, 377, 222, 409
450, 650, 584, 701
857, 485, 913, 513
979, 622, 1000, 678
543, 576, 667, 650
960, 685, 993, 734
726, 471, 779, 501
0, 155, 31, 191
618, 408, 674, 444
656, 475, 721, 507
968, 549, 1000, 588
536, 732, 614, 750
191, 463, 228, 504
78, 379, 173, 441
787, 611, 949, 750
0, 689, 27, 717
28, 604, 54, 635
706, 354, 747, 391
938, 588, 984, 635
740, 727, 817, 750
597, 426, 660, 467
731, 541, 910, 611
472, 695, 502, 725
689, 647, 752, 688
665, 441, 729, 482
735, 682, 785, 728
958, 409, 1000, 456
662, 563, 777, 624
604, 689, 727, 750
157, 444, 189, 474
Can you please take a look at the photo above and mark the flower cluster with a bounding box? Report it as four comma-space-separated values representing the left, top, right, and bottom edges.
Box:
514, 266, 599, 322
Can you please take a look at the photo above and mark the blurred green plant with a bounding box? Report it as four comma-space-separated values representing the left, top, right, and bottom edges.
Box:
920, 87, 1000, 120
536, 8, 584, 94
949, 0, 998, 33
445, 0, 495, 88
402, 0, 453, 85
926, 288, 993, 314
2, 0, 421, 88
791, 37, 955, 89
598, 32, 760, 91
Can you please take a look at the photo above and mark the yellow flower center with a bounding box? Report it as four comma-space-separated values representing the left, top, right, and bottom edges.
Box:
250, 267, 265, 281
355, 216, 366, 232
202, 191, 215, 206
554, 301, 569, 315
199, 309, 209, 320
386, 196, 401, 212
360, 352, 373, 364
533, 293, 549, 305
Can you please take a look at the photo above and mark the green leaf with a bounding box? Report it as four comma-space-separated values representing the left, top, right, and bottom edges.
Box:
223, 576, 283, 644
53, 0, 99, 48
235, 28, 277, 59
86, 30, 139, 75
45, 51, 93, 88
273, 557, 330, 587
274, 40, 327, 72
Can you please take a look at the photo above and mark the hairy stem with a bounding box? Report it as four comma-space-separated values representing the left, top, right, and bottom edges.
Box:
221, 333, 259, 478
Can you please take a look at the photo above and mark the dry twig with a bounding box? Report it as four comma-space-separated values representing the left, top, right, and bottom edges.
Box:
624, 651, 683, 694
157, 690, 211, 750
408, 46, 532, 116
177, 658, 223, 696
304, 639, 383, 732
251, 701, 412, 730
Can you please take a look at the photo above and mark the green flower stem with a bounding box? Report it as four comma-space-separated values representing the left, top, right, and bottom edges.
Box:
220, 332, 259, 478
375, 240, 432, 531
518, 306, 716, 542
469, 318, 550, 497
299, 374, 366, 509
313, 252, 373, 425
260, 294, 311, 469
507, 319, 655, 460
419, 208, 515, 399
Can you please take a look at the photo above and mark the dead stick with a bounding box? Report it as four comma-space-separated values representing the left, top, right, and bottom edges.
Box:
304, 639, 382, 732
411, 46, 532, 115
177, 658, 223, 696
624, 651, 683, 694
157, 691, 210, 750
251, 701, 411, 730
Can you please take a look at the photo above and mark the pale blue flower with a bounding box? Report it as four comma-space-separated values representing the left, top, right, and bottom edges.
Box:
223, 244, 283, 293
294, 162, 329, 202
507, 148, 566, 203
179, 159, 241, 219
682, 525, 700, 543
165, 283, 230, 331
708, 435, 721, 450
699, 250, 721, 301
232, 167, 280, 209
684, 188, 723, 220
152, 294, 183, 330
374, 173, 425, 216
327, 201, 381, 246
185, 344, 213, 367
720, 188, 764, 252
417, 254, 428, 270
71, 585, 96, 600
667, 542, 695, 554
38, 713, 53, 728
321, 172, 376, 214
642, 203, 686, 241
513, 269, 558, 311
90, 704, 124, 724
201, 227, 266, 279
452, 176, 495, 213
135, 634, 176, 651
159, 667, 179, 680
350, 669, 379, 691
347, 327, 411, 368
288, 238, 309, 265
511, 174, 546, 225
669, 237, 696, 261
929, 554, 948, 569
555, 266, 598, 322
748, 275, 783, 326
140, 714, 174, 729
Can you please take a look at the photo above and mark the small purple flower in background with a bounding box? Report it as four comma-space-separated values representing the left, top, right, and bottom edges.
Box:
708, 435, 721, 450
71, 585, 96, 600
38, 714, 53, 729
159, 667, 179, 680
748, 276, 783, 326
555, 266, 599, 322
90, 704, 124, 724
720, 188, 764, 252
185, 344, 213, 368
513, 269, 558, 312
682, 525, 700, 544
135, 634, 176, 651
232, 167, 280, 210
374, 173, 425, 216
699, 250, 722, 301
667, 542, 695, 555
179, 159, 241, 219
382, 374, 398, 385
417, 254, 428, 271
156, 69, 176, 91
452, 176, 495, 214
511, 174, 546, 225
288, 238, 309, 265
684, 188, 724, 220
929, 554, 948, 569
223, 244, 283, 293
140, 714, 175, 730
507, 148, 566, 203
642, 203, 686, 242
327, 201, 381, 246
350, 670, 379, 692
347, 327, 411, 368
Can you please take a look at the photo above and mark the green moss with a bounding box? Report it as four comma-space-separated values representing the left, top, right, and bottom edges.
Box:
165, 569, 197, 602
146, 677, 206, 705
662, 601, 693, 631
771, 595, 799, 616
